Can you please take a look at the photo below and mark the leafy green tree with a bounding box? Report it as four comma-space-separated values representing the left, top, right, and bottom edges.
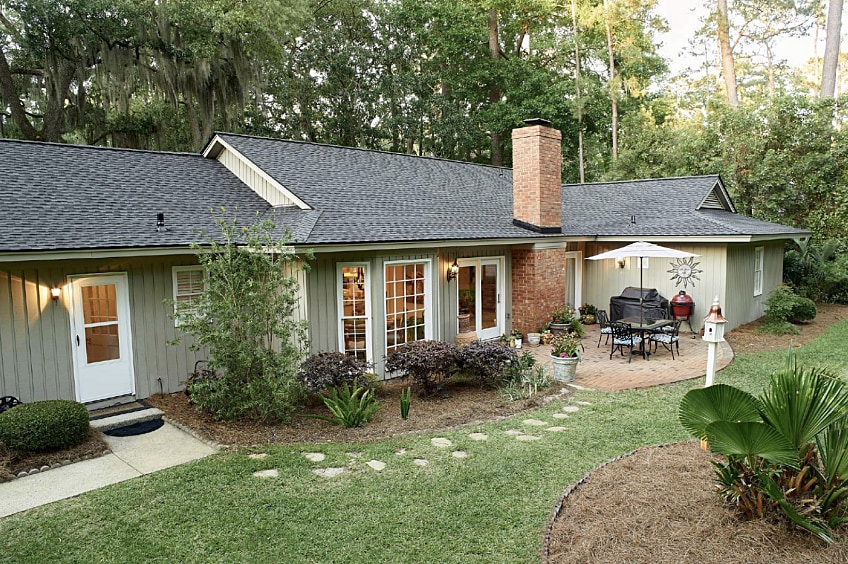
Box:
175, 212, 310, 422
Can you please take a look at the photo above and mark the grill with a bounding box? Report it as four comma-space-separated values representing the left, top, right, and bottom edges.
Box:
609, 287, 669, 323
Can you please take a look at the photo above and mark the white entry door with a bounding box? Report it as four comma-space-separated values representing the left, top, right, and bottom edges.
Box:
564, 251, 583, 309
69, 273, 135, 403
457, 257, 504, 341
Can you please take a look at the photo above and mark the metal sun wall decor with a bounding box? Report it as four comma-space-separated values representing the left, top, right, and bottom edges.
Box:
668, 256, 702, 288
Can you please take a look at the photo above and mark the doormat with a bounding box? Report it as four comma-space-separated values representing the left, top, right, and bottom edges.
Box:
103, 418, 164, 437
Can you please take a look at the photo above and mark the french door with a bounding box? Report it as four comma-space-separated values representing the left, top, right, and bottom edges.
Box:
337, 263, 372, 362
457, 257, 504, 341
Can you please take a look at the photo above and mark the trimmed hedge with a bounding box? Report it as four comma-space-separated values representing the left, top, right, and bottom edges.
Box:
0, 400, 89, 452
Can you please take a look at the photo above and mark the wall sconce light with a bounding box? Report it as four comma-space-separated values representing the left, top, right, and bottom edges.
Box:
50, 287, 61, 302
446, 260, 459, 282
616, 258, 626, 269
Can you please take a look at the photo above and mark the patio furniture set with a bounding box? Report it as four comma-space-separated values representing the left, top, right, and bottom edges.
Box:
597, 309, 683, 363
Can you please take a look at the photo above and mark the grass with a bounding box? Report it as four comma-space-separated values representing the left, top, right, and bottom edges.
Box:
3, 319, 848, 563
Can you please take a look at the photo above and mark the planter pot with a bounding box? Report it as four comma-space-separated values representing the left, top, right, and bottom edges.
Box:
550, 355, 579, 382
457, 313, 472, 334
526, 332, 541, 347
549, 322, 569, 335
514, 338, 522, 349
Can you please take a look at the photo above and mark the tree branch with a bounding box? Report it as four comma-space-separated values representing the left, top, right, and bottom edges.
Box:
0, 43, 39, 139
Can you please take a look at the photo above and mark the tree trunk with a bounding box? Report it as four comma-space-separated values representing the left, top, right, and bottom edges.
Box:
571, 0, 585, 183
603, 0, 618, 159
717, 0, 739, 107
488, 8, 503, 167
0, 45, 40, 140
821, 0, 843, 98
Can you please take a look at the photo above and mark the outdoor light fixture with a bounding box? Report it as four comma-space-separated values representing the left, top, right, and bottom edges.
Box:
446, 260, 460, 282
50, 287, 61, 302
616, 258, 626, 269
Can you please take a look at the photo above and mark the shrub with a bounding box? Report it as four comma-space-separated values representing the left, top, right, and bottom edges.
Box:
384, 340, 458, 396
172, 213, 310, 423
298, 352, 373, 394
500, 352, 550, 401
764, 284, 797, 322
456, 340, 517, 388
679, 350, 848, 543
305, 382, 380, 428
790, 296, 817, 323
0, 400, 89, 452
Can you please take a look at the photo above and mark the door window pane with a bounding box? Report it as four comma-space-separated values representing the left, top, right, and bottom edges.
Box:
341, 266, 368, 360
458, 265, 476, 330
82, 284, 118, 324
481, 264, 497, 330
85, 323, 120, 363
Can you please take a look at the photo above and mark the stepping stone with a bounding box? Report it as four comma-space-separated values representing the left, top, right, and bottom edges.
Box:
577, 401, 592, 406
552, 413, 569, 419
452, 451, 468, 459
413, 459, 429, 466
468, 433, 488, 441
248, 453, 268, 460
523, 419, 548, 426
366, 460, 386, 471
347, 452, 362, 458
562, 406, 580, 413
431, 437, 452, 447
313, 467, 345, 478
304, 452, 326, 462
545, 426, 566, 432
395, 448, 407, 455
516, 435, 541, 441
504, 429, 522, 436
253, 469, 279, 479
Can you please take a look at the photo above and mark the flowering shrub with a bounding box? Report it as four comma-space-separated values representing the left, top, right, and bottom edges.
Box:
456, 340, 517, 388
298, 352, 373, 394
550, 332, 581, 358
385, 340, 458, 396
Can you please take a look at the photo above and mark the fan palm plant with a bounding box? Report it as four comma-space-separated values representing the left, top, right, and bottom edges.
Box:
679, 349, 848, 543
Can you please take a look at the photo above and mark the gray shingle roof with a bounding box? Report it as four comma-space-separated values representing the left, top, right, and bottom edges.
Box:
0, 139, 314, 252
0, 135, 808, 254
561, 176, 809, 237
215, 133, 543, 244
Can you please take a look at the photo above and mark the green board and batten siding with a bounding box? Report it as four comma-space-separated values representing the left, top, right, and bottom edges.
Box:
725, 242, 784, 329
1, 256, 203, 403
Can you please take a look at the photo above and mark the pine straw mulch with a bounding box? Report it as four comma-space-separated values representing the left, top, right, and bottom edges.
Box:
545, 303, 848, 563
146, 377, 571, 447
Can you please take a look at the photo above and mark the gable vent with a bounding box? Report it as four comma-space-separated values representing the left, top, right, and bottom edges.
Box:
700, 190, 724, 209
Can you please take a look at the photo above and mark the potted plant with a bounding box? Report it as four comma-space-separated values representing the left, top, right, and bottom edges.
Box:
579, 303, 597, 325
549, 332, 581, 382
550, 305, 576, 334
511, 329, 523, 349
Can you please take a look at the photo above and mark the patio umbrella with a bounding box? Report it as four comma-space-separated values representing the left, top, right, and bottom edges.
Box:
587, 242, 699, 327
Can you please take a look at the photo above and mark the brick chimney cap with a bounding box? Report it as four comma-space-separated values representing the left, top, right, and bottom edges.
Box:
522, 118, 552, 127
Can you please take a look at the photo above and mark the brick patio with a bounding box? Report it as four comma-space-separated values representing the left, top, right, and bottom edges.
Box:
526, 322, 733, 392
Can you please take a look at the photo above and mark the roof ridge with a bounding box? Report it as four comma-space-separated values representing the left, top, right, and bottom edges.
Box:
214, 131, 512, 173
562, 174, 720, 188
0, 137, 202, 158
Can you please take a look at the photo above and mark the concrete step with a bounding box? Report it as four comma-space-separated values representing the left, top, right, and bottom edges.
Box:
89, 408, 164, 432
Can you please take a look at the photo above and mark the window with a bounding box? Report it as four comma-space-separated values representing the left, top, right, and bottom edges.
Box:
385, 260, 431, 354
172, 266, 205, 326
338, 264, 371, 361
753, 246, 764, 297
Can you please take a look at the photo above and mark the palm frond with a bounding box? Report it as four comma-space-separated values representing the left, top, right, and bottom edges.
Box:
679, 384, 761, 440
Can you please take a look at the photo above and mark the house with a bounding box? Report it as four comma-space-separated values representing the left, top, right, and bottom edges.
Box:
0, 119, 810, 406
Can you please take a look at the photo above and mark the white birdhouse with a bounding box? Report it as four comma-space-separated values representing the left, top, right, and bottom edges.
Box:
702, 296, 727, 343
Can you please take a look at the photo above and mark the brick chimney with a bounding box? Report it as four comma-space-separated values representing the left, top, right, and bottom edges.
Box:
511, 118, 562, 233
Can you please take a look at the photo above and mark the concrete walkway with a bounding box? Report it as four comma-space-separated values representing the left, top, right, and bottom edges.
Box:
0, 420, 217, 518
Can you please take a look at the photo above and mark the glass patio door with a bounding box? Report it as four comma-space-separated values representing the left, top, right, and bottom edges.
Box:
338, 264, 371, 362
457, 258, 503, 341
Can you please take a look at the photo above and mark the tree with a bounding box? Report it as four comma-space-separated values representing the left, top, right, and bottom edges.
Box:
175, 212, 310, 422
821, 0, 843, 97
717, 0, 739, 106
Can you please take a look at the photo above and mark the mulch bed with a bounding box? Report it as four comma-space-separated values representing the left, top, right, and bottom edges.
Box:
147, 377, 570, 446
1, 428, 109, 481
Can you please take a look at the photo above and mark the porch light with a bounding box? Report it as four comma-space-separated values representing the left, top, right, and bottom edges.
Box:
446, 260, 459, 282
50, 287, 61, 301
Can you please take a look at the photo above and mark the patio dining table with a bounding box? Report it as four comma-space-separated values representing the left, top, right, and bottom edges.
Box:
619, 317, 673, 360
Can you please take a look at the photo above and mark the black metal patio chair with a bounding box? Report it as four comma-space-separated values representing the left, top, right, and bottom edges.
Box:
609, 322, 642, 363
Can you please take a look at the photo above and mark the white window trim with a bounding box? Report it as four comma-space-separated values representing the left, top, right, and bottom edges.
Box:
564, 251, 583, 309
754, 246, 764, 297
383, 259, 433, 355
337, 262, 373, 362
172, 266, 205, 327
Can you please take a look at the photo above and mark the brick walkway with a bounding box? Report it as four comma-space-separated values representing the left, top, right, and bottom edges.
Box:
526, 323, 733, 392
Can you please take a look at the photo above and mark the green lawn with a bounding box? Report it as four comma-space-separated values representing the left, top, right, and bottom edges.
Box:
3, 320, 847, 563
